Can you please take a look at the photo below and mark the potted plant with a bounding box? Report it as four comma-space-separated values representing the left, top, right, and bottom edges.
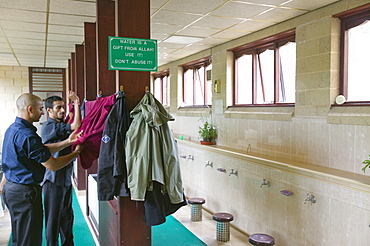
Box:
362, 154, 370, 172
198, 121, 218, 145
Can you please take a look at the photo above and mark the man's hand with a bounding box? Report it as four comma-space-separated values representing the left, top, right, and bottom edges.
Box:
68, 91, 80, 104
68, 129, 83, 144
75, 144, 84, 153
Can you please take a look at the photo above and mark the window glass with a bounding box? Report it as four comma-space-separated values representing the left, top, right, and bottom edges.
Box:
233, 30, 295, 106
235, 54, 252, 104
256, 49, 274, 104
347, 20, 370, 101
182, 58, 212, 106
279, 42, 296, 103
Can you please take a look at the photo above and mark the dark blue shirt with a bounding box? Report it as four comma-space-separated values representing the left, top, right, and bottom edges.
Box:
1, 117, 51, 185
41, 117, 72, 187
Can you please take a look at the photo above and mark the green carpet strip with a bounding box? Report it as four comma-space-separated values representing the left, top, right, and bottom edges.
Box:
8, 189, 95, 246
9, 190, 206, 245
152, 215, 207, 246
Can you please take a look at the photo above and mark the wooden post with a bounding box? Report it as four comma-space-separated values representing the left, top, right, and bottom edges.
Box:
96, 0, 116, 97
115, 0, 152, 245
84, 22, 98, 101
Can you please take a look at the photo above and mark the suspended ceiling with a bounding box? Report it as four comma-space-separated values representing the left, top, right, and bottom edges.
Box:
0, 0, 340, 68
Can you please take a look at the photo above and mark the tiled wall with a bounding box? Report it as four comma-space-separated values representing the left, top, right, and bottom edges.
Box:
178, 141, 370, 246
0, 65, 29, 150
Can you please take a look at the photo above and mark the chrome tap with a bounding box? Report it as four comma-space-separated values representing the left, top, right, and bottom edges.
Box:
304, 193, 316, 204
229, 169, 238, 176
260, 179, 271, 188
205, 161, 213, 168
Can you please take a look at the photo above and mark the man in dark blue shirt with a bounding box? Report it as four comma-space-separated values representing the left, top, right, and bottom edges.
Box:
2, 93, 83, 246
41, 92, 81, 246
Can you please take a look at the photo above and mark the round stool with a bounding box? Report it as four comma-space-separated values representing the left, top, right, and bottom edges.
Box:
212, 212, 234, 242
249, 233, 275, 246
188, 198, 206, 221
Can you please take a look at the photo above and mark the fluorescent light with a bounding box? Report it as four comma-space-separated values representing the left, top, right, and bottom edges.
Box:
162, 35, 203, 44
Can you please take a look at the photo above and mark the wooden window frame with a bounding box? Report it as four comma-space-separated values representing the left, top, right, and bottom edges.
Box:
334, 3, 370, 106
231, 29, 295, 107
181, 57, 211, 107
152, 69, 170, 105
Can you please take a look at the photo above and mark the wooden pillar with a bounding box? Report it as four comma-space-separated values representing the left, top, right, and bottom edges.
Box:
70, 53, 76, 94
68, 58, 72, 97
75, 44, 85, 101
116, 0, 150, 110
84, 22, 98, 101
115, 0, 151, 245
74, 44, 86, 191
96, 0, 116, 96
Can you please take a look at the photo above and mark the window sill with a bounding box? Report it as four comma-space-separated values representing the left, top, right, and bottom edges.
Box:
328, 105, 370, 125
177, 106, 212, 117
225, 106, 294, 121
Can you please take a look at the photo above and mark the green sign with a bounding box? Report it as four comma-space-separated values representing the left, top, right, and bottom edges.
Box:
108, 36, 157, 71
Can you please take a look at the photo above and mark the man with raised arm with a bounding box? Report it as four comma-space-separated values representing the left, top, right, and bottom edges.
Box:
41, 91, 81, 246
1, 93, 83, 246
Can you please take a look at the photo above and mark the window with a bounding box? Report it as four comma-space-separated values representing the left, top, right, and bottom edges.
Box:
336, 4, 370, 103
152, 69, 170, 106
182, 57, 212, 106
232, 30, 296, 105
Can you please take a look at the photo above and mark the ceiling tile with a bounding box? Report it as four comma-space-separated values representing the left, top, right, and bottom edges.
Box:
12, 44, 44, 51
0, 21, 46, 33
46, 51, 72, 57
0, 8, 46, 23
176, 26, 221, 38
229, 19, 274, 32
12, 49, 45, 55
47, 46, 75, 52
47, 40, 79, 47
157, 42, 187, 49
47, 33, 84, 43
0, 0, 47, 12
8, 38, 45, 46
211, 2, 271, 19
252, 7, 307, 22
151, 32, 169, 42
49, 0, 96, 16
2, 30, 45, 40
197, 37, 231, 45
190, 15, 243, 29
48, 25, 84, 36
211, 29, 250, 39
16, 54, 44, 59
48, 13, 95, 27
162, 0, 226, 15
282, 0, 340, 11
150, 0, 170, 9
151, 10, 202, 26
151, 23, 183, 35
233, 0, 288, 6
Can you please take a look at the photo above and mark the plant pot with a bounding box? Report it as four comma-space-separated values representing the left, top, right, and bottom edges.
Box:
200, 141, 216, 145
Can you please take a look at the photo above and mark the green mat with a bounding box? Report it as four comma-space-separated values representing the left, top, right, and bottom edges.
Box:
8, 188, 95, 246
152, 215, 207, 246
8, 191, 206, 246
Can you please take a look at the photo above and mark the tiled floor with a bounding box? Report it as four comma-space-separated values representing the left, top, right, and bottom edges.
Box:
0, 190, 250, 246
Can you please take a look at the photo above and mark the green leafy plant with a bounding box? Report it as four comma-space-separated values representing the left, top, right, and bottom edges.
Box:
198, 121, 218, 142
362, 154, 370, 172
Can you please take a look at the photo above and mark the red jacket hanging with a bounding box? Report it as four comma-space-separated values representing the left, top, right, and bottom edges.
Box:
72, 94, 116, 169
